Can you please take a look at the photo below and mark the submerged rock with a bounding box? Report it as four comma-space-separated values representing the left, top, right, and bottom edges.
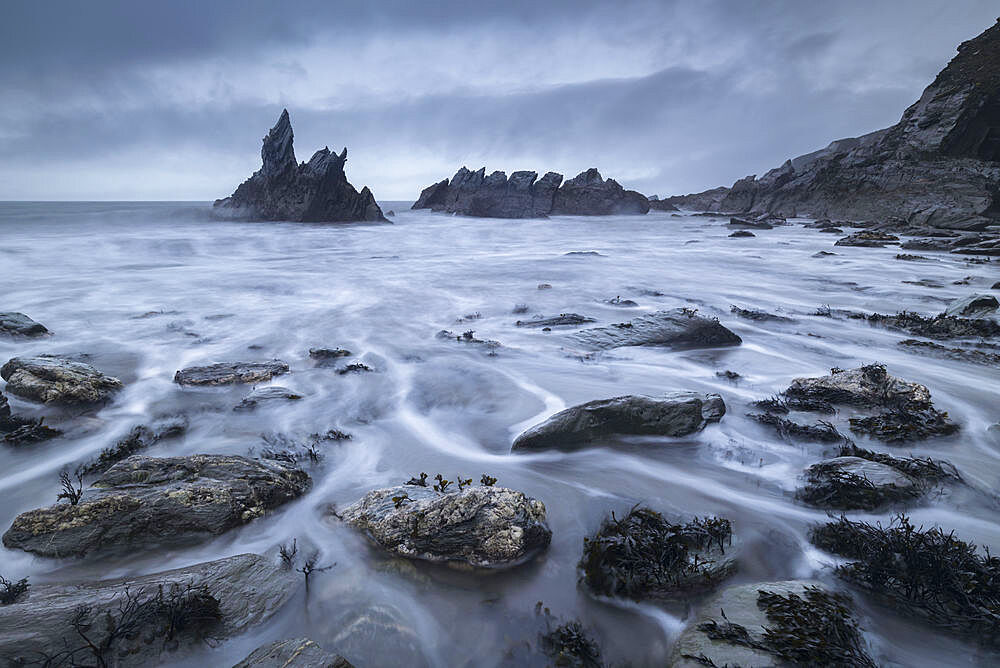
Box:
234, 638, 354, 668
0, 553, 298, 667
174, 360, 289, 386
579, 507, 735, 601
730, 305, 793, 322
672, 581, 875, 667
3, 455, 309, 557
943, 292, 999, 317
340, 484, 551, 569
898, 338, 1000, 366
511, 392, 725, 452
0, 312, 49, 338
234, 386, 303, 411
0, 355, 123, 405
850, 309, 1000, 339
213, 110, 386, 222
516, 313, 595, 328
835, 231, 900, 247
798, 456, 920, 510
411, 167, 648, 217
567, 309, 742, 350
728, 230, 755, 238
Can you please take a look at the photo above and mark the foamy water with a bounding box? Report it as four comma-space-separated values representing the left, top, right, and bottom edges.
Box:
1, 201, 997, 666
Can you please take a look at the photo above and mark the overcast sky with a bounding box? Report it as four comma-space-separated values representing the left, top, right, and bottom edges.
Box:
1, 1, 996, 201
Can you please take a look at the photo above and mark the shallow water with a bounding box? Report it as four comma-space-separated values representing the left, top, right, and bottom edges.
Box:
1, 201, 998, 666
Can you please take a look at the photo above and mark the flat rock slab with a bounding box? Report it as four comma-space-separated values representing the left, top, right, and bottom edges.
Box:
672, 581, 824, 667
0, 312, 49, 337
3, 454, 309, 557
340, 485, 551, 569
0, 355, 123, 404
174, 360, 289, 386
512, 392, 725, 452
234, 386, 303, 411
567, 309, 742, 350
0, 553, 298, 667
234, 638, 354, 668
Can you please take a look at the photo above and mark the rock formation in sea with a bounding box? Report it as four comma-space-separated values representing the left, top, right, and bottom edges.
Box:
666, 19, 1000, 232
214, 110, 387, 222
411, 167, 649, 217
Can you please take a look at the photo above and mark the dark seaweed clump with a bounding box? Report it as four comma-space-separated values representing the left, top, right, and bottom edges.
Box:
687, 586, 876, 667
684, 587, 877, 668
839, 443, 961, 482
1, 574, 29, 604
848, 310, 1000, 339
539, 618, 604, 668
751, 395, 835, 415
748, 412, 844, 442
1, 415, 61, 445
81, 419, 187, 475
848, 407, 959, 443
579, 506, 732, 601
810, 515, 1000, 642
798, 461, 918, 511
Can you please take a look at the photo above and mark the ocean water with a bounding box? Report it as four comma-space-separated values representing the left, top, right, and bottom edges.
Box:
0, 201, 998, 666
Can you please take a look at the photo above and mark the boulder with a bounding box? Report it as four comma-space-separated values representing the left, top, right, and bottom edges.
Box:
511, 392, 725, 452
671, 581, 874, 667
234, 638, 354, 668
834, 231, 900, 247
0, 312, 49, 337
3, 454, 310, 557
0, 553, 298, 667
0, 355, 122, 404
233, 386, 303, 411
411, 166, 648, 217
566, 309, 742, 350
174, 360, 289, 386
663, 20, 1000, 233
213, 110, 386, 222
944, 293, 999, 317
728, 230, 755, 237
340, 484, 551, 569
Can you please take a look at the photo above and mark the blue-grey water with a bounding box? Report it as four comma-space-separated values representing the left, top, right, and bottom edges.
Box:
0, 201, 998, 666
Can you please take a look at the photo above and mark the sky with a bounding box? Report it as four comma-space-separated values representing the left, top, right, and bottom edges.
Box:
1, 1, 997, 201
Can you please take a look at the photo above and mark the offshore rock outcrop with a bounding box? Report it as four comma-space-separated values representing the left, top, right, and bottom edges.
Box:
214, 110, 386, 222
667, 19, 1000, 232
411, 167, 649, 217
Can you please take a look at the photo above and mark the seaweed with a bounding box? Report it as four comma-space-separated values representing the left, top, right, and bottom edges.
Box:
298, 551, 334, 590
392, 493, 411, 508
748, 412, 844, 442
689, 587, 875, 667
406, 472, 428, 487
480, 474, 497, 487
797, 462, 919, 510
278, 538, 298, 570
456, 476, 473, 490
752, 396, 789, 414
810, 515, 1000, 642
37, 583, 221, 667
848, 310, 1000, 339
729, 305, 792, 322
57, 469, 84, 505
1, 574, 29, 604
838, 443, 961, 482
433, 474, 452, 492
579, 506, 733, 601
848, 407, 959, 443
716, 370, 741, 380
337, 362, 373, 375
81, 420, 186, 475
539, 619, 604, 668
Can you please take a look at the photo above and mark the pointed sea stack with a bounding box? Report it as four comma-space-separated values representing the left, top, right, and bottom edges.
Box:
667, 19, 1000, 232
412, 167, 648, 217
214, 110, 386, 222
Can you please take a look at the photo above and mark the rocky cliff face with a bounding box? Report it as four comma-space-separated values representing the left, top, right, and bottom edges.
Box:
667, 19, 1000, 231
412, 167, 649, 217
214, 110, 386, 222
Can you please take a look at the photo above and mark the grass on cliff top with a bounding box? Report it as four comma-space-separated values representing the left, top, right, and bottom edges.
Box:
810, 514, 1000, 642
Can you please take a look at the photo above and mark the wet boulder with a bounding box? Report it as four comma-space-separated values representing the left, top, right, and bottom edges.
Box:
0, 355, 123, 404
234, 638, 354, 668
3, 454, 310, 558
567, 309, 741, 351
0, 553, 298, 667
785, 364, 958, 442
798, 456, 920, 510
174, 360, 289, 386
834, 231, 900, 247
944, 293, 998, 317
672, 581, 875, 667
579, 507, 735, 601
850, 309, 1000, 339
511, 392, 725, 452
515, 313, 595, 328
340, 484, 551, 569
0, 312, 49, 338
728, 230, 755, 237
234, 386, 303, 412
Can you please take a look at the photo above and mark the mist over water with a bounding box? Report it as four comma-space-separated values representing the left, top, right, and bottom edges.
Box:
1, 201, 998, 666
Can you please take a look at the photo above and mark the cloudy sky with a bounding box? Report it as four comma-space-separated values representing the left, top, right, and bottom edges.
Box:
1, 1, 996, 201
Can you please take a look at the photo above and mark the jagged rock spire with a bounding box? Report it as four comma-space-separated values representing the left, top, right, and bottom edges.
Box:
261, 109, 296, 176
